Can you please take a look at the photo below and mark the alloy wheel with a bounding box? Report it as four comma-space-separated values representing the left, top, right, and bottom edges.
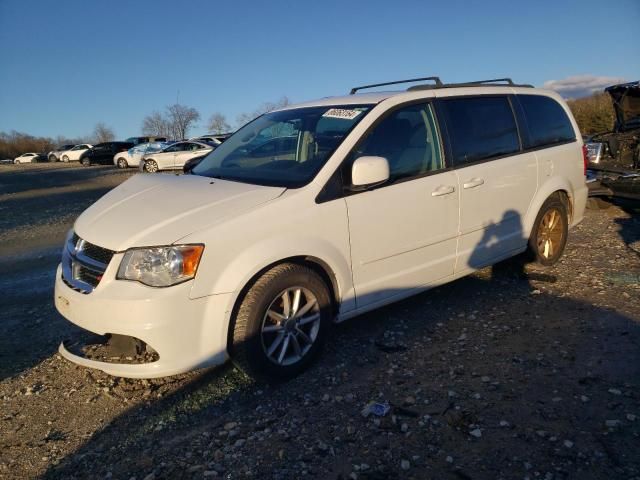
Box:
260, 287, 321, 366
536, 208, 565, 260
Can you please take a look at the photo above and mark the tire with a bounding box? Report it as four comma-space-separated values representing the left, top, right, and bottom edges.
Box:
81, 157, 91, 167
117, 158, 128, 169
527, 194, 568, 266
143, 159, 159, 173
14, 160, 20, 164
48, 155, 57, 162
62, 155, 69, 163
230, 263, 332, 380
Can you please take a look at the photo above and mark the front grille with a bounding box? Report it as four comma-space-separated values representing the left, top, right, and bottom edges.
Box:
62, 234, 114, 293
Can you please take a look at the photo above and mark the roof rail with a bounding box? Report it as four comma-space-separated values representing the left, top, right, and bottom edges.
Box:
408, 77, 533, 91
350, 76, 443, 95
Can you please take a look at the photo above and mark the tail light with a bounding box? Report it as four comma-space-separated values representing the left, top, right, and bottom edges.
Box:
582, 145, 588, 176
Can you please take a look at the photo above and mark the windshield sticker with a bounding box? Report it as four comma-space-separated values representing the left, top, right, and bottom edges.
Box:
322, 108, 363, 120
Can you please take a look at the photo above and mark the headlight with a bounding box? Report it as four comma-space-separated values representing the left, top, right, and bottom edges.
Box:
117, 245, 204, 287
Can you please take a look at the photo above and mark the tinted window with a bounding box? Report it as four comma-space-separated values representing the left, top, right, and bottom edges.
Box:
518, 95, 575, 148
347, 103, 444, 182
441, 96, 520, 165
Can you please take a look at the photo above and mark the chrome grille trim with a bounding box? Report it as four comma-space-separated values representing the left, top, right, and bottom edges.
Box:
61, 235, 114, 293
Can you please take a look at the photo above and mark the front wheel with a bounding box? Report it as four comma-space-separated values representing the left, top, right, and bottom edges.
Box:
528, 195, 568, 266
48, 155, 57, 162
62, 155, 69, 163
117, 158, 128, 169
143, 160, 159, 173
230, 263, 332, 380
81, 157, 91, 167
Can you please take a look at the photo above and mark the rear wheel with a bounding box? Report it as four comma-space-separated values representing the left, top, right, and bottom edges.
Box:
144, 160, 159, 173
528, 195, 568, 266
117, 158, 128, 169
230, 263, 332, 380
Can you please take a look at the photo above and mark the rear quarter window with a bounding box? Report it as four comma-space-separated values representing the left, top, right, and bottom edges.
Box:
517, 95, 576, 148
440, 96, 520, 165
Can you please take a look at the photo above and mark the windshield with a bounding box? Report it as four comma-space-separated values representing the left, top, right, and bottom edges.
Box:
192, 105, 373, 187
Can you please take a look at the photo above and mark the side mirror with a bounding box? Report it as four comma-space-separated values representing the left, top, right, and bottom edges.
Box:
351, 156, 390, 188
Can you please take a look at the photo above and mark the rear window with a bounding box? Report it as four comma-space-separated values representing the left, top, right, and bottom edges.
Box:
517, 95, 575, 148
441, 96, 520, 165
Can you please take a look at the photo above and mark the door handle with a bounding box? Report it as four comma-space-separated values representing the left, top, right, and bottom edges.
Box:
463, 178, 484, 189
431, 185, 455, 197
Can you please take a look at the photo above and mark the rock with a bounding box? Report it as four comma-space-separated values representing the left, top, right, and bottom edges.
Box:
223, 422, 237, 431
142, 474, 155, 480
563, 440, 574, 448
203, 471, 218, 477
404, 395, 416, 405
499, 420, 510, 427
626, 414, 637, 422
469, 428, 482, 438
446, 456, 453, 463
580, 395, 589, 402
400, 459, 410, 470
213, 450, 224, 462
605, 419, 621, 428
401, 423, 408, 433
234, 439, 246, 448
608, 388, 622, 396
322, 394, 330, 402
481, 376, 490, 383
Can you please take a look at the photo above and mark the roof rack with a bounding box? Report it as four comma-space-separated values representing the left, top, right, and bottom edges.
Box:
349, 76, 443, 95
349, 77, 534, 94
408, 78, 533, 91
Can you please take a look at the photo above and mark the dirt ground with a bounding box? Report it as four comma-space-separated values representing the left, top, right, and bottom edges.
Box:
0, 163, 639, 480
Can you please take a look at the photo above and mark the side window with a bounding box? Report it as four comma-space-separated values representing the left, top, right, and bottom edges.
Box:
441, 96, 520, 165
348, 103, 444, 183
517, 95, 576, 148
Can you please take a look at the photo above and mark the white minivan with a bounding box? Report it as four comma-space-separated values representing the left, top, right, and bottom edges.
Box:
54, 77, 588, 379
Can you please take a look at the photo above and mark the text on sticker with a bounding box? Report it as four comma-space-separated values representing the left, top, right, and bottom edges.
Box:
322, 108, 363, 120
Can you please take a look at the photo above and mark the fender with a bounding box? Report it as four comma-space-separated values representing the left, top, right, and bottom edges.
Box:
524, 176, 575, 237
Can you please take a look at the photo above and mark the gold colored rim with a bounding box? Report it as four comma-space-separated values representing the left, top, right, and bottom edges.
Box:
536, 208, 564, 259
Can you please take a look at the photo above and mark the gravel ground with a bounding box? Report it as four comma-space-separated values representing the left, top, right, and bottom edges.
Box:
0, 163, 639, 480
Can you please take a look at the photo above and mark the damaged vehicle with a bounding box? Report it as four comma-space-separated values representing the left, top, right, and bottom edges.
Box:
586, 80, 640, 201
54, 77, 587, 379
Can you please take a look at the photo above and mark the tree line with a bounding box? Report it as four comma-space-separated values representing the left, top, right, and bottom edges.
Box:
567, 92, 615, 135
141, 96, 290, 138
0, 123, 115, 160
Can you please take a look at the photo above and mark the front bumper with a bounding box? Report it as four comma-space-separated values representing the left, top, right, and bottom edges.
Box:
54, 264, 232, 378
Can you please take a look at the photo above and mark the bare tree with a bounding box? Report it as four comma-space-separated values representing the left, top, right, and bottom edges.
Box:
142, 111, 171, 138
207, 112, 231, 134
166, 104, 200, 139
142, 104, 200, 140
92, 122, 115, 144
235, 96, 290, 128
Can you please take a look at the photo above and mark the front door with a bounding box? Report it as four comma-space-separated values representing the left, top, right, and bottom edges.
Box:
345, 103, 459, 309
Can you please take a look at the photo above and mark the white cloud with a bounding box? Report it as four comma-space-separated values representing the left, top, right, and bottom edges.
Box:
542, 74, 627, 99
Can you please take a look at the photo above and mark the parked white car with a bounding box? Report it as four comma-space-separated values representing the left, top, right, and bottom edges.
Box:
54, 77, 588, 380
60, 144, 92, 163
14, 152, 39, 164
48, 144, 76, 162
140, 141, 213, 173
114, 142, 172, 169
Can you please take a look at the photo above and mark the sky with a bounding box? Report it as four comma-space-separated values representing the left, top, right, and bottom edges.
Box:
0, 0, 638, 140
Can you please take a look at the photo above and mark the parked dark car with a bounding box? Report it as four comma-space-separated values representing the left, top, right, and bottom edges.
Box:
80, 142, 135, 166
125, 136, 168, 146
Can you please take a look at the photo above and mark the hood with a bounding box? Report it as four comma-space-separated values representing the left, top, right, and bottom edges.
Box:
74, 174, 285, 251
606, 81, 640, 132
